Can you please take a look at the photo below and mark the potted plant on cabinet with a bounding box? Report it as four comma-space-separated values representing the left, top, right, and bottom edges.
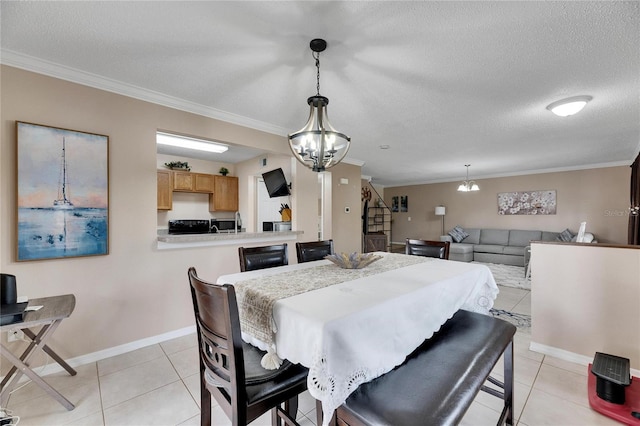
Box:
219, 167, 229, 176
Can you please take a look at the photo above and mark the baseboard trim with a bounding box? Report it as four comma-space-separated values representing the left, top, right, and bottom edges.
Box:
530, 341, 640, 377
2, 325, 196, 381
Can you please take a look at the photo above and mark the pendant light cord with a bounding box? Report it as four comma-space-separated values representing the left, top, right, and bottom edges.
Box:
314, 51, 321, 96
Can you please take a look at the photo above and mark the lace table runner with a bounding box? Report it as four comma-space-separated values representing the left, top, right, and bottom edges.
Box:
233, 253, 429, 368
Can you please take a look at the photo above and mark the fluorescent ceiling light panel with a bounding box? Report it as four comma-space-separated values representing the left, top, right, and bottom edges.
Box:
157, 132, 228, 153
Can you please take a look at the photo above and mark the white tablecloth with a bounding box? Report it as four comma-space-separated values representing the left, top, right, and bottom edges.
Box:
217, 252, 499, 424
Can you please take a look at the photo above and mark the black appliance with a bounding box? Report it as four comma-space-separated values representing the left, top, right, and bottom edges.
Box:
262, 168, 291, 198
210, 219, 240, 233
168, 220, 210, 235
263, 221, 292, 232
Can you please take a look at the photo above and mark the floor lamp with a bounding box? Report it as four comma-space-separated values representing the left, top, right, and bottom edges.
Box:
435, 206, 446, 236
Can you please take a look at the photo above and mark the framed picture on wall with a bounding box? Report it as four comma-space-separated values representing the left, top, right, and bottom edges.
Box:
16, 122, 109, 261
391, 196, 399, 212
400, 195, 408, 212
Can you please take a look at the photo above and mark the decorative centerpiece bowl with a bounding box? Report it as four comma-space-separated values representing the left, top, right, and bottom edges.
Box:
325, 252, 382, 269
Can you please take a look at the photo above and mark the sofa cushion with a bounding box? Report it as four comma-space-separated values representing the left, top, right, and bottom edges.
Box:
462, 228, 481, 245
450, 243, 474, 254
557, 228, 575, 242
541, 231, 559, 241
508, 230, 541, 247
503, 246, 526, 256
479, 229, 509, 245
474, 244, 504, 254
448, 226, 469, 243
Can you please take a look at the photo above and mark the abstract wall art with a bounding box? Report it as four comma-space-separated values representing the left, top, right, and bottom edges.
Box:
498, 190, 556, 215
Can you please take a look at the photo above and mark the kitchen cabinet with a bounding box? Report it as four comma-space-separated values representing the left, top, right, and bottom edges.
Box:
157, 170, 173, 210
210, 175, 238, 212
172, 171, 215, 193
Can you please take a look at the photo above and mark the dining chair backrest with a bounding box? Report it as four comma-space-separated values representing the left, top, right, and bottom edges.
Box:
238, 244, 288, 272
188, 267, 308, 426
295, 240, 334, 263
405, 239, 450, 260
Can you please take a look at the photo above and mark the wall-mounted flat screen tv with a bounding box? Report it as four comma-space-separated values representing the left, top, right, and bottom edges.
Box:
262, 168, 291, 198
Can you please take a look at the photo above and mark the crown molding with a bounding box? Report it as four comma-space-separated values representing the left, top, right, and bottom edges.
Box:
0, 49, 290, 137
382, 160, 633, 188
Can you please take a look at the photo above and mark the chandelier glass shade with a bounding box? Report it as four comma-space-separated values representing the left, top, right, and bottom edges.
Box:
457, 164, 479, 192
288, 39, 351, 172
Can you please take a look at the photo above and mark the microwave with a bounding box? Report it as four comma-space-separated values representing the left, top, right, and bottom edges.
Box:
263, 221, 292, 232
210, 219, 240, 233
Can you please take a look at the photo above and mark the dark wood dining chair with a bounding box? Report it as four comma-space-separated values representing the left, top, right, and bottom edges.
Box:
405, 239, 450, 260
188, 267, 308, 426
238, 244, 288, 272
295, 240, 334, 263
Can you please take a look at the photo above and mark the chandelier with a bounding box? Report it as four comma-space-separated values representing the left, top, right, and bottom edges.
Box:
457, 164, 479, 192
288, 39, 351, 172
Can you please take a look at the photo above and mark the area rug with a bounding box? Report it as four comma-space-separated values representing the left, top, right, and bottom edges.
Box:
473, 261, 531, 290
490, 308, 531, 333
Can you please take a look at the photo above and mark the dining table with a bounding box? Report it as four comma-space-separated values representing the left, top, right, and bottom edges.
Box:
216, 252, 499, 425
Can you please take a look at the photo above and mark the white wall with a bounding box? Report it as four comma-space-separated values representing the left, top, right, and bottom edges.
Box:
531, 241, 640, 370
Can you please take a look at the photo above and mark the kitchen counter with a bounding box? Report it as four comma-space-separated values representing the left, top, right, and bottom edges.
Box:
157, 230, 303, 250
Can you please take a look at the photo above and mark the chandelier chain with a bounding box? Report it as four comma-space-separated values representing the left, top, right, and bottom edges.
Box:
314, 51, 321, 96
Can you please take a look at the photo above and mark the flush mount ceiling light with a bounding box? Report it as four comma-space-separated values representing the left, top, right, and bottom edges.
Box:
157, 132, 228, 153
288, 39, 351, 172
546, 95, 593, 117
457, 164, 479, 192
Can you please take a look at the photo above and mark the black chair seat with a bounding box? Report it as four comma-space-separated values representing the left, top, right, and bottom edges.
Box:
337, 310, 515, 426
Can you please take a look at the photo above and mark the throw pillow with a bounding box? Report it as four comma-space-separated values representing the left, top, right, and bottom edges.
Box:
556, 228, 574, 242
448, 226, 469, 243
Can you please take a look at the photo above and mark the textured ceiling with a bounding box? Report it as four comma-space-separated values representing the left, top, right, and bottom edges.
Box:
1, 1, 639, 186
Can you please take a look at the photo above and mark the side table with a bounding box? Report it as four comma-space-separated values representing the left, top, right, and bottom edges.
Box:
0, 294, 77, 410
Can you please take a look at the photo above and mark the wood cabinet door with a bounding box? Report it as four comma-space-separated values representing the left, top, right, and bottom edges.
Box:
210, 175, 239, 211
173, 171, 194, 191
194, 173, 214, 193
157, 170, 173, 210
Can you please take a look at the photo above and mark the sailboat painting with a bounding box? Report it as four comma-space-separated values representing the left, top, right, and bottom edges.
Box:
17, 122, 109, 261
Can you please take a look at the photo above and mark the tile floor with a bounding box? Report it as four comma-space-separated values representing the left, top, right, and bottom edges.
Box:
4, 285, 619, 426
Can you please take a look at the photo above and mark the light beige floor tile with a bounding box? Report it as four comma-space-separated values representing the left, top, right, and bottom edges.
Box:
493, 287, 529, 311
177, 414, 201, 426
519, 388, 620, 425
492, 352, 542, 388
459, 400, 502, 425
103, 380, 199, 426
473, 378, 531, 419
209, 403, 232, 426
513, 332, 543, 362
297, 412, 317, 426
298, 390, 320, 416
6, 362, 98, 406
99, 356, 180, 408
182, 372, 202, 407
168, 345, 200, 378
543, 355, 590, 376
533, 363, 590, 408
66, 410, 105, 425
97, 344, 165, 377
512, 291, 531, 315
160, 333, 198, 355
6, 382, 102, 426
